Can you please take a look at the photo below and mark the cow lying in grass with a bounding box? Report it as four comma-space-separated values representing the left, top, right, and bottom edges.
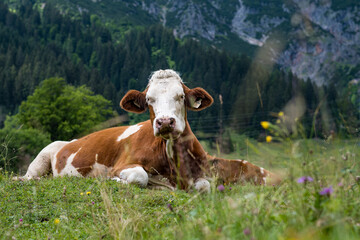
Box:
14, 69, 280, 192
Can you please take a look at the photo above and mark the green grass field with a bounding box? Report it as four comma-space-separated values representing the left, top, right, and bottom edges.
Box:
1, 138, 359, 239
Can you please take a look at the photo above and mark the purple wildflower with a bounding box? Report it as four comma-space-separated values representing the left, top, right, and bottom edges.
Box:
243, 227, 251, 235
297, 176, 314, 183
91, 201, 95, 205
217, 184, 225, 192
167, 203, 174, 212
19, 218, 23, 223
319, 186, 333, 196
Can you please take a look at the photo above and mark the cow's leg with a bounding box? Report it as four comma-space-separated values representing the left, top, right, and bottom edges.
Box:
194, 178, 211, 193
112, 165, 149, 187
13, 141, 68, 180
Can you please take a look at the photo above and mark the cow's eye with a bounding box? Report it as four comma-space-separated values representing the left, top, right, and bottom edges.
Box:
176, 95, 185, 101
147, 97, 155, 104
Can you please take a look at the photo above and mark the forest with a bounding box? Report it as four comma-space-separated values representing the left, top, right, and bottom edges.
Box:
0, 0, 358, 170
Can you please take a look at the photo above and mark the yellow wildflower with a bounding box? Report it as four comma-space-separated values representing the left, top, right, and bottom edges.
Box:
266, 136, 272, 143
276, 119, 281, 124
86, 191, 91, 195
54, 218, 60, 224
80, 192, 84, 196
278, 111, 284, 117
260, 121, 270, 129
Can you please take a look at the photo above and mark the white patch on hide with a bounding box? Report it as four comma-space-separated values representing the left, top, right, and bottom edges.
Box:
58, 148, 82, 177
194, 178, 210, 193
260, 167, 264, 175
119, 166, 148, 187
263, 177, 267, 185
23, 141, 69, 179
117, 124, 142, 142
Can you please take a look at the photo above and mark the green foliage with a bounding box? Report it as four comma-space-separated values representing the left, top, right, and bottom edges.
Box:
0, 115, 51, 172
17, 77, 113, 140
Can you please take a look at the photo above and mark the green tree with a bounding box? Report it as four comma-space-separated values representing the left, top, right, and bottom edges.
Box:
17, 77, 113, 140
0, 115, 51, 172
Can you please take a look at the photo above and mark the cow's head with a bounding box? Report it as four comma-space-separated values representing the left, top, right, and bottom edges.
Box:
120, 69, 213, 139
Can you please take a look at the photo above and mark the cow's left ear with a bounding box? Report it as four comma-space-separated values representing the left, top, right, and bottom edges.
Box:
120, 90, 147, 113
186, 87, 214, 111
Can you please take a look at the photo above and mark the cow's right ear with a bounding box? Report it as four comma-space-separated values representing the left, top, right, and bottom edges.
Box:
120, 90, 147, 113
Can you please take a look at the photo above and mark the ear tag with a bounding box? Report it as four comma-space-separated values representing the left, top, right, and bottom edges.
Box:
193, 98, 202, 108
134, 101, 140, 108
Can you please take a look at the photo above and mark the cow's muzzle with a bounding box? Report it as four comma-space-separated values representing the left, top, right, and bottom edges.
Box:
155, 117, 178, 138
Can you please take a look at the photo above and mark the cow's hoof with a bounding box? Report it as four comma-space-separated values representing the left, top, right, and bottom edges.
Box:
118, 166, 149, 187
12, 176, 24, 181
194, 178, 210, 193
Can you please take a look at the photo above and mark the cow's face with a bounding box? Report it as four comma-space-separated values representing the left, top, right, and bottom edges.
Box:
120, 69, 213, 140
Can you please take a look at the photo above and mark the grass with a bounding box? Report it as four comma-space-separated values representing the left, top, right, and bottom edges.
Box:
0, 138, 359, 239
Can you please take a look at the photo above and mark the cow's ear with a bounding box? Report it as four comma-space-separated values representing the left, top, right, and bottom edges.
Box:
120, 90, 147, 113
186, 87, 213, 111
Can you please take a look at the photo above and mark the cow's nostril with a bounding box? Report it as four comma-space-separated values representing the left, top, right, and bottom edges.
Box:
169, 118, 176, 128
156, 119, 163, 129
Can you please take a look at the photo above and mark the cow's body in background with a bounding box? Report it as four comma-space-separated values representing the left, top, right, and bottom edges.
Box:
16, 70, 280, 191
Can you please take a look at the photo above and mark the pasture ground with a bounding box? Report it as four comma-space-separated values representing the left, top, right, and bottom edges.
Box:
0, 138, 359, 239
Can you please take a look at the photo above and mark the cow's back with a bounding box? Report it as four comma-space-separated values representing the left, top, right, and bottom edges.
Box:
54, 125, 134, 177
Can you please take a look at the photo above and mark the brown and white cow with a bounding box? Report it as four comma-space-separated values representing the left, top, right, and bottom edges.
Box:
16, 69, 279, 192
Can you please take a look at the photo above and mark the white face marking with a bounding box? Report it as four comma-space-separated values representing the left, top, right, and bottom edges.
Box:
242, 160, 248, 164
59, 148, 82, 177
260, 167, 264, 175
146, 70, 186, 138
117, 124, 142, 142
119, 166, 148, 187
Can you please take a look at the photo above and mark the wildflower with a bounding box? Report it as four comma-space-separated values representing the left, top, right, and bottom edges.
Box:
276, 119, 281, 124
19, 219, 23, 223
297, 176, 314, 184
356, 176, 360, 183
86, 191, 91, 195
91, 201, 95, 205
80, 192, 84, 196
260, 121, 270, 129
278, 111, 284, 117
217, 184, 225, 192
167, 203, 174, 212
266, 136, 272, 143
243, 227, 251, 235
54, 218, 60, 225
319, 186, 333, 196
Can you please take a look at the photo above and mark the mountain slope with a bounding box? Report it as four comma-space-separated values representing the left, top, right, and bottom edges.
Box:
30, 0, 360, 85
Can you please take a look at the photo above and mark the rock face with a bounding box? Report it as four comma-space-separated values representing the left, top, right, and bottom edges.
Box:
142, 0, 360, 85
58, 0, 360, 84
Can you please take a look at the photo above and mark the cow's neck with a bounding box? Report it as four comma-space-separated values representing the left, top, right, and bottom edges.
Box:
164, 122, 204, 189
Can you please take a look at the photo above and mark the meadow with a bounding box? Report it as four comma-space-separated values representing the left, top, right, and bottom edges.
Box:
0, 137, 359, 240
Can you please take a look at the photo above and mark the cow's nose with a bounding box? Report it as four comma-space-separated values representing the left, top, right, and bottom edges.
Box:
156, 117, 176, 131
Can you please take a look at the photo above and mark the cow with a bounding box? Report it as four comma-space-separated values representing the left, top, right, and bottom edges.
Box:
14, 69, 280, 192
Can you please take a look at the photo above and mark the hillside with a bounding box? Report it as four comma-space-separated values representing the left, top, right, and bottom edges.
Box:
10, 0, 360, 86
